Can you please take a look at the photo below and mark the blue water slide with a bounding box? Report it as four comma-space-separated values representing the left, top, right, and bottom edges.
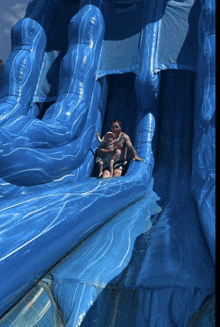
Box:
0, 0, 215, 326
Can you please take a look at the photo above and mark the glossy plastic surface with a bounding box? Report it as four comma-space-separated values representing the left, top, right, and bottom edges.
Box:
0, 0, 215, 325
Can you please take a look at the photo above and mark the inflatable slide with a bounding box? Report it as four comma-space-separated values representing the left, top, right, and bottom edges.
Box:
0, 0, 215, 326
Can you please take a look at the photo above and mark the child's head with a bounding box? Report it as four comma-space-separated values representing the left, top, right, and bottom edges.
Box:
104, 132, 115, 143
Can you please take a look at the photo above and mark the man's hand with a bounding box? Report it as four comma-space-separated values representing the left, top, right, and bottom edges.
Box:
133, 155, 144, 162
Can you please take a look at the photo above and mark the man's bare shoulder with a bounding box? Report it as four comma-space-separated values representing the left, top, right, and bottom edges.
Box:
121, 132, 129, 138
121, 133, 131, 141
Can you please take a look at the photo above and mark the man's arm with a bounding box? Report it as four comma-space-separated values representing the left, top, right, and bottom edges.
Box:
97, 142, 116, 156
124, 134, 144, 161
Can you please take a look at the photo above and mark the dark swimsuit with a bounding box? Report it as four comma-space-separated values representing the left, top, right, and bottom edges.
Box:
103, 161, 127, 172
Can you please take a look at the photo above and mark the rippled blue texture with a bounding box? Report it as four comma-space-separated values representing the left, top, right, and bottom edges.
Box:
0, 0, 215, 326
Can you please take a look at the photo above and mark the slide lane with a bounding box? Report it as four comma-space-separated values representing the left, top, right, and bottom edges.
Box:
0, 178, 161, 326
0, 149, 156, 317
0, 0, 158, 318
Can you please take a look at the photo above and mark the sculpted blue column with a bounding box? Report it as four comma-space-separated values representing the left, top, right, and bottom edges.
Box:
0, 5, 105, 185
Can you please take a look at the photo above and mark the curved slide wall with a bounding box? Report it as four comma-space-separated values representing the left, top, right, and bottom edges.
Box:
0, 0, 215, 325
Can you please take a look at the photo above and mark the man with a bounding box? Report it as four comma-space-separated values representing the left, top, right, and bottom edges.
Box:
97, 120, 143, 178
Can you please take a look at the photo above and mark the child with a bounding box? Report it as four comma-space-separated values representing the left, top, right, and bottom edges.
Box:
95, 131, 123, 177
